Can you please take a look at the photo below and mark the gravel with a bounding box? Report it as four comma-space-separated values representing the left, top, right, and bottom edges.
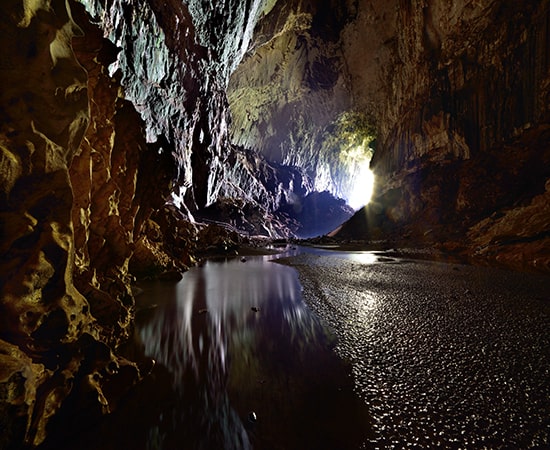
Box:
280, 253, 550, 449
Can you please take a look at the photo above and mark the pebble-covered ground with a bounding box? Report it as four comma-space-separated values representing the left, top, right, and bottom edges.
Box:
281, 253, 550, 449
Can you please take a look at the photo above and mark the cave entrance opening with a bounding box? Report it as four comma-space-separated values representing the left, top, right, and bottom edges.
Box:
346, 149, 375, 210
321, 111, 376, 211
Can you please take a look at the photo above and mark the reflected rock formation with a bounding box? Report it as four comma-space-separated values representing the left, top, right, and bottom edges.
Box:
136, 255, 369, 450
139, 266, 252, 450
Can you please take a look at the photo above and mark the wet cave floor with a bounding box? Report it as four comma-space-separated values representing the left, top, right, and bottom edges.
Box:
40, 246, 550, 449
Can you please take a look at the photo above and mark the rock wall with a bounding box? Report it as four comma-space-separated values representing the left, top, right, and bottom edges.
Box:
370, 0, 549, 174
0, 0, 90, 353
336, 0, 550, 271
69, 3, 182, 342
77, 0, 275, 212
0, 1, 89, 445
227, 0, 376, 203
77, 0, 220, 211
199, 145, 354, 238
0, 1, 147, 447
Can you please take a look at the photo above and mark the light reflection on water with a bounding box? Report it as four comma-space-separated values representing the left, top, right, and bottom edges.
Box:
135, 252, 371, 450
286, 245, 392, 265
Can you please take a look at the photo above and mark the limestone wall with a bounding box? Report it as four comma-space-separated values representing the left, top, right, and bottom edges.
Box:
339, 0, 550, 269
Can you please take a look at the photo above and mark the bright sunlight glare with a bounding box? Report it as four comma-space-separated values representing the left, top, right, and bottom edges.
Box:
348, 160, 375, 210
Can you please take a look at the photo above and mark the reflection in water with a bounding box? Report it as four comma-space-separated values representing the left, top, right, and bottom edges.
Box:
136, 254, 371, 450
139, 262, 252, 450
289, 245, 392, 265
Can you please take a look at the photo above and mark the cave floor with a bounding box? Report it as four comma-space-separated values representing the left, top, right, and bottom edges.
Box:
39, 247, 550, 449
280, 251, 550, 448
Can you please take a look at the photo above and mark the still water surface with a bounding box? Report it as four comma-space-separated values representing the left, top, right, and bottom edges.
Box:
126, 248, 371, 450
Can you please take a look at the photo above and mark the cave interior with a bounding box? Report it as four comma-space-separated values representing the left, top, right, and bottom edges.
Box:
0, 0, 549, 448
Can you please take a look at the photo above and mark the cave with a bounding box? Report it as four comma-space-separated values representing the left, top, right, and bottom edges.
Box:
1, 1, 550, 449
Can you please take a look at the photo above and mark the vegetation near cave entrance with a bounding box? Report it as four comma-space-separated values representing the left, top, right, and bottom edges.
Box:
319, 111, 376, 209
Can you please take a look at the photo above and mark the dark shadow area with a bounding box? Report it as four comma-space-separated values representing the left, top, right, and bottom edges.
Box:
277, 190, 354, 238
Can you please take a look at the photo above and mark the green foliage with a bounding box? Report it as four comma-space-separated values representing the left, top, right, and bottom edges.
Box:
320, 111, 375, 167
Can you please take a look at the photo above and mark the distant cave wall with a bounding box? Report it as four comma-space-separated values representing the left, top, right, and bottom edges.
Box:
372, 0, 550, 176
375, 0, 550, 222
227, 0, 367, 201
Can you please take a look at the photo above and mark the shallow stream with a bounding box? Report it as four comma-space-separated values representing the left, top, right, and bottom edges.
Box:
132, 249, 372, 450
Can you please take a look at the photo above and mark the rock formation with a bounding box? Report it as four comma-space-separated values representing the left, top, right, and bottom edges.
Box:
335, 0, 550, 271
198, 145, 354, 238
76, 0, 278, 212
1, 0, 549, 448
0, 1, 141, 446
